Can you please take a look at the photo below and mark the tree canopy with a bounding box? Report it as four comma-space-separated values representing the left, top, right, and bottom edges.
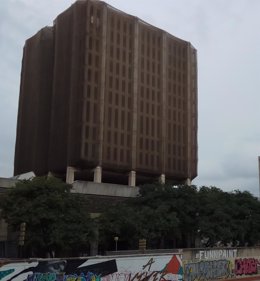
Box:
0, 176, 93, 257
1, 178, 260, 256
99, 183, 260, 251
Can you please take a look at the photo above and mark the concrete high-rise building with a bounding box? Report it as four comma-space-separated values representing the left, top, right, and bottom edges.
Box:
14, 0, 198, 186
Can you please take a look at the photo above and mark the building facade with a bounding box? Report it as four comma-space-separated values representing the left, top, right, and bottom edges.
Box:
15, 0, 198, 185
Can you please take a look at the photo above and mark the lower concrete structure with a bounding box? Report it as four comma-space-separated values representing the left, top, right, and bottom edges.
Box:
72, 180, 139, 198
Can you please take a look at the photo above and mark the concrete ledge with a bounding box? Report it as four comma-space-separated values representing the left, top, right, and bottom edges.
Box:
72, 181, 139, 197
0, 178, 17, 188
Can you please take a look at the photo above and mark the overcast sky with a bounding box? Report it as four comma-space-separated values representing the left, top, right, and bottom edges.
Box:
1, 0, 260, 196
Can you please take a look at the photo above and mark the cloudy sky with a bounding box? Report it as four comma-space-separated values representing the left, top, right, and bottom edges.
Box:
1, 0, 260, 196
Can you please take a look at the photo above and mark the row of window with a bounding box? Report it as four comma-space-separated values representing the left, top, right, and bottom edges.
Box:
139, 27, 161, 47
84, 142, 97, 160
106, 107, 132, 131
140, 44, 161, 58
140, 72, 161, 88
167, 144, 187, 157
108, 75, 132, 91
167, 84, 187, 96
107, 91, 132, 108
167, 95, 187, 108
109, 12, 134, 34
109, 46, 133, 63
87, 68, 100, 85
83, 142, 190, 172
139, 138, 160, 152
167, 110, 187, 124
168, 58, 187, 70
167, 42, 187, 59
139, 87, 161, 102
139, 101, 161, 117
138, 153, 160, 169
84, 125, 98, 141
167, 158, 187, 173
167, 69, 187, 81
104, 146, 131, 164
140, 59, 161, 75
109, 31, 133, 49
84, 98, 99, 122
166, 124, 187, 143
105, 130, 131, 148
138, 116, 161, 138
108, 62, 133, 80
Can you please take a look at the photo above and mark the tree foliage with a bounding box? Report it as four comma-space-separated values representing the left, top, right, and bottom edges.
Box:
0, 176, 93, 257
99, 183, 260, 250
2, 177, 260, 255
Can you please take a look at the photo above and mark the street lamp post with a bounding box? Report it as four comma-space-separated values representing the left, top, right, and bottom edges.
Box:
114, 236, 119, 251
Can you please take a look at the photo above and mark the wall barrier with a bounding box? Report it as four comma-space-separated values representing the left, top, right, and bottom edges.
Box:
1, 248, 260, 281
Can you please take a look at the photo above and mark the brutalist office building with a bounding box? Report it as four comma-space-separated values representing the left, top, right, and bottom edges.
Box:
14, 0, 198, 186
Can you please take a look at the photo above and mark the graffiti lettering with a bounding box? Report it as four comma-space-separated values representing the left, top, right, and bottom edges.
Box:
27, 273, 56, 281
196, 249, 237, 260
142, 259, 155, 271
184, 260, 232, 281
235, 258, 259, 275
0, 269, 15, 280
27, 272, 101, 281
130, 271, 158, 281
102, 271, 172, 281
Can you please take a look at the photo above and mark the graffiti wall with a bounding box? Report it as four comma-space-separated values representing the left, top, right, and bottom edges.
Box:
1, 252, 260, 281
0, 255, 182, 281
184, 249, 260, 281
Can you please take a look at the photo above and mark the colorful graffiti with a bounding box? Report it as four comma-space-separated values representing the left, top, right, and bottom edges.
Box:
1, 254, 260, 281
0, 255, 182, 281
235, 258, 260, 276
0, 269, 15, 280
27, 272, 101, 281
184, 259, 233, 281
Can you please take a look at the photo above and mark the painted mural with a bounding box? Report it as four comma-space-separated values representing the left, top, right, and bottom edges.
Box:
1, 253, 260, 281
183, 251, 260, 281
0, 255, 182, 281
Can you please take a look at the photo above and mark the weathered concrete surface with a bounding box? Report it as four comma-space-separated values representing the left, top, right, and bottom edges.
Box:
0, 178, 17, 188
72, 181, 139, 197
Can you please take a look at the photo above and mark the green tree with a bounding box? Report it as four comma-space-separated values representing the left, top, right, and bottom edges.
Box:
197, 187, 260, 247
0, 176, 93, 257
100, 183, 260, 250
99, 183, 182, 250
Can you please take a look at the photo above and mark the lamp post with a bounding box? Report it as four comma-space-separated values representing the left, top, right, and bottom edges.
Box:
114, 236, 119, 251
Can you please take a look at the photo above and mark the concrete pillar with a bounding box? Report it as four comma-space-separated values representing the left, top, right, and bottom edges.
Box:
94, 166, 102, 183
128, 170, 136, 187
159, 174, 165, 184
186, 178, 191, 186
66, 166, 76, 184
